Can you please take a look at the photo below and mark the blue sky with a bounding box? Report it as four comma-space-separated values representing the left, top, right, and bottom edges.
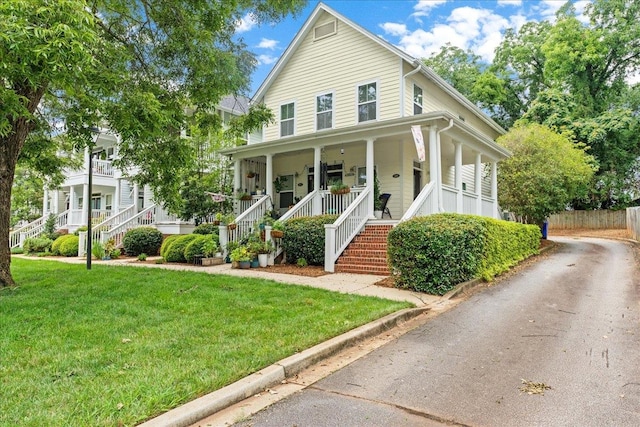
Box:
235, 0, 590, 96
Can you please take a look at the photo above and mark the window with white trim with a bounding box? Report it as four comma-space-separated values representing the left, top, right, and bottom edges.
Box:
316, 92, 333, 130
357, 82, 377, 122
413, 84, 423, 115
280, 102, 295, 137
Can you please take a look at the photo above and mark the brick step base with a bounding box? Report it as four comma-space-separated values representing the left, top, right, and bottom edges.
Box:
335, 264, 390, 275
334, 224, 393, 275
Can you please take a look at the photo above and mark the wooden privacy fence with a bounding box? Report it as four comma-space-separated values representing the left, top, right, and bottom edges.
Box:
548, 210, 627, 230
627, 207, 640, 241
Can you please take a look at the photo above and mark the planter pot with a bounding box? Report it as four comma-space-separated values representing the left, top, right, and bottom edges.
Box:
227, 223, 237, 230
239, 260, 251, 269
258, 254, 268, 267
374, 210, 383, 219
331, 187, 351, 195
250, 258, 260, 268
270, 230, 284, 239
232, 260, 240, 268
225, 256, 231, 264
267, 254, 275, 266
201, 257, 223, 266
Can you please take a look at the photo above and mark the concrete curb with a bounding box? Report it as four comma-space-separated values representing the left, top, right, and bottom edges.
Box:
138, 306, 429, 427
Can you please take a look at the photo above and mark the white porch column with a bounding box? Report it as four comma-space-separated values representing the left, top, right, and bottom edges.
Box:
428, 126, 438, 184
474, 152, 482, 215
366, 138, 375, 218
454, 141, 463, 214
265, 154, 273, 197
313, 146, 322, 215
491, 161, 498, 218
233, 159, 241, 195
69, 186, 75, 223
114, 179, 121, 213
43, 189, 49, 215
52, 189, 59, 214
436, 133, 443, 212
82, 183, 89, 225
132, 183, 139, 214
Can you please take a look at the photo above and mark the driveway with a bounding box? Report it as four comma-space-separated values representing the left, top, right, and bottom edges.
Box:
233, 237, 640, 426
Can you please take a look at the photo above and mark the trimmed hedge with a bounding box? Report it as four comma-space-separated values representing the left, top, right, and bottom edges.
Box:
281, 215, 338, 266
23, 237, 53, 255
122, 227, 163, 256
51, 234, 78, 256
164, 234, 199, 263
388, 214, 540, 295
160, 235, 180, 259
58, 235, 79, 257
193, 223, 219, 235
183, 234, 216, 263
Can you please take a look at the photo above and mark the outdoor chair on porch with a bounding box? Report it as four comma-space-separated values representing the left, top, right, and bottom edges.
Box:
379, 193, 391, 219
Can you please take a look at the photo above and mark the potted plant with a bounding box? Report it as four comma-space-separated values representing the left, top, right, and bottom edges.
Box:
256, 241, 274, 267
238, 191, 252, 201
225, 240, 239, 264
230, 246, 251, 269
201, 238, 224, 266
330, 180, 350, 195
271, 220, 284, 239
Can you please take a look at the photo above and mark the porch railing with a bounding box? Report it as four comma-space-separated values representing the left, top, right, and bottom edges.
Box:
225, 195, 271, 248
482, 196, 495, 217
9, 211, 70, 248
442, 185, 458, 213
90, 205, 136, 245
324, 187, 371, 273
92, 158, 114, 176
400, 181, 437, 222
320, 188, 364, 215
279, 190, 317, 221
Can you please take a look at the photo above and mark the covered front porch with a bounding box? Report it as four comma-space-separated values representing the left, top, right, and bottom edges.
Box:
220, 112, 509, 272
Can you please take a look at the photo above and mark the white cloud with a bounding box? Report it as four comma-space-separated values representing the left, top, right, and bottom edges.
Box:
497, 0, 522, 6
236, 13, 256, 33
386, 6, 511, 62
257, 38, 278, 50
379, 22, 408, 37
257, 54, 278, 66
413, 0, 447, 15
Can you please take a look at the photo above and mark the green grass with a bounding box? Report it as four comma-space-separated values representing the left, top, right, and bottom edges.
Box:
1, 258, 411, 426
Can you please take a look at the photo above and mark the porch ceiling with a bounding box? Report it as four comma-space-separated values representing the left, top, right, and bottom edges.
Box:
221, 111, 510, 161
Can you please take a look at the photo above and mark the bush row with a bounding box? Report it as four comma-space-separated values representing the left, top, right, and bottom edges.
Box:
387, 214, 540, 295
281, 215, 338, 266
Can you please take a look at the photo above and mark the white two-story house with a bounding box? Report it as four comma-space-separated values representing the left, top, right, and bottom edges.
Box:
10, 96, 249, 251
220, 2, 510, 273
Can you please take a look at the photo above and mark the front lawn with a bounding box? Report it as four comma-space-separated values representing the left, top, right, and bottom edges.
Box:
0, 258, 411, 426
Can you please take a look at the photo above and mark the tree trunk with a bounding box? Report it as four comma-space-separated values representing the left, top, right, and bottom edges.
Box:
0, 82, 46, 287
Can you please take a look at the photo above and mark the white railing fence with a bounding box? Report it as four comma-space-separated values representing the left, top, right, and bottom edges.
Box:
92, 158, 114, 176
442, 185, 458, 213
223, 195, 271, 250
324, 187, 371, 272
278, 190, 317, 221
320, 188, 363, 215
9, 211, 70, 248
401, 181, 437, 222
90, 205, 136, 246
97, 204, 157, 251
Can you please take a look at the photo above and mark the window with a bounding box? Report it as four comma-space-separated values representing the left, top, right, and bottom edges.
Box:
316, 93, 333, 130
358, 82, 377, 122
280, 102, 295, 137
413, 84, 423, 115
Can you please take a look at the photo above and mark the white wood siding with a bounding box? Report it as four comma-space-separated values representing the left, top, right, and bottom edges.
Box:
263, 11, 402, 142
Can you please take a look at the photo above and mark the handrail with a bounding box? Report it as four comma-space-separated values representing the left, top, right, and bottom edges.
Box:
100, 204, 157, 248
90, 205, 136, 245
279, 190, 317, 221
9, 211, 70, 248
9, 216, 45, 248
400, 181, 436, 222
226, 195, 271, 246
324, 187, 371, 272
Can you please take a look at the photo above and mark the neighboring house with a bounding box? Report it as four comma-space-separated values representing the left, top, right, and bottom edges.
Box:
219, 2, 510, 273
9, 96, 249, 251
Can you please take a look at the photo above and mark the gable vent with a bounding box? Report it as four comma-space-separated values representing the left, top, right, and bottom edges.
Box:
314, 20, 337, 40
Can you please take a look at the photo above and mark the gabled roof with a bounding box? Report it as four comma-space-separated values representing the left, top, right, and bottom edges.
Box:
252, 2, 505, 135
219, 95, 249, 114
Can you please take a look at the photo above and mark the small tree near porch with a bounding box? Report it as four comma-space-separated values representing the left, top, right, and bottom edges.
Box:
497, 123, 596, 226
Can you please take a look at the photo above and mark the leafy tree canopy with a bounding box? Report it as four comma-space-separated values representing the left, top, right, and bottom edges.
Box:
497, 124, 596, 225
0, 0, 306, 287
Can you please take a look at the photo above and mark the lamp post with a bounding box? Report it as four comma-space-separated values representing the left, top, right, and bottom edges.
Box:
87, 127, 101, 270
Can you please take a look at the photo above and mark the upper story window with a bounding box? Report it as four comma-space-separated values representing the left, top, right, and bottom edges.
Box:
280, 102, 295, 137
314, 19, 337, 40
316, 92, 333, 130
357, 82, 377, 123
413, 84, 423, 115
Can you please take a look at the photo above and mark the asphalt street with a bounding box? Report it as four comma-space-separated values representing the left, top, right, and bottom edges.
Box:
234, 237, 640, 427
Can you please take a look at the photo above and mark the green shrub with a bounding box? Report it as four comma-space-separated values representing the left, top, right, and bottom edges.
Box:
74, 226, 87, 236
10, 247, 24, 255
92, 241, 106, 260
281, 215, 338, 266
387, 214, 540, 295
160, 235, 180, 259
122, 227, 163, 256
58, 235, 79, 257
137, 253, 147, 261
192, 223, 219, 235
165, 234, 199, 263
23, 237, 53, 255
51, 234, 77, 255
183, 235, 216, 263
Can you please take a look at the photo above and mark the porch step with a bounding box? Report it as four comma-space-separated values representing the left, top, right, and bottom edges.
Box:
335, 224, 393, 275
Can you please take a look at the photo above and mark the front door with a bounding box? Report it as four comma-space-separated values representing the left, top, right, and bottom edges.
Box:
278, 174, 294, 211
413, 168, 422, 200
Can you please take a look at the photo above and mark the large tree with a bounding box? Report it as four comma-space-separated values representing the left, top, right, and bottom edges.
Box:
0, 0, 305, 287
497, 124, 596, 226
